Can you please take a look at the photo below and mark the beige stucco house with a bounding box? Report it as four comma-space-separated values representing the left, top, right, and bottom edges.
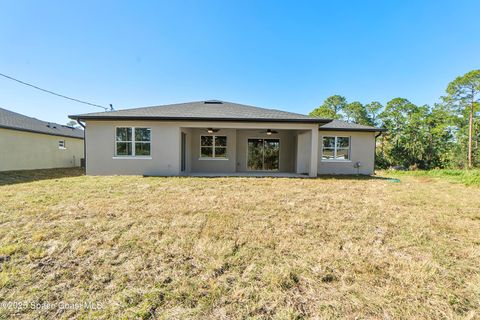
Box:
69, 100, 385, 177
0, 107, 84, 171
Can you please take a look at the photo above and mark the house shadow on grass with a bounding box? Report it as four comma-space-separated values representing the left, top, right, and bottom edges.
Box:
316, 174, 393, 181
0, 168, 84, 186
150, 173, 394, 181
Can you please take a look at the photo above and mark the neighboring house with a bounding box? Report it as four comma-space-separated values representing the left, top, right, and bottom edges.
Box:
0, 107, 84, 171
69, 100, 385, 177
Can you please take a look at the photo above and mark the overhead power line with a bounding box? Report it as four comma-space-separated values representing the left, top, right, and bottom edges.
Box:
0, 72, 109, 110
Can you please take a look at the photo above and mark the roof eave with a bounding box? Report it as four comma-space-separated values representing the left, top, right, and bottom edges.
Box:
318, 127, 387, 132
68, 115, 330, 124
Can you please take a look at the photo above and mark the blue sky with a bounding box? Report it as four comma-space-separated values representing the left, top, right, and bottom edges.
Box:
1, 0, 479, 124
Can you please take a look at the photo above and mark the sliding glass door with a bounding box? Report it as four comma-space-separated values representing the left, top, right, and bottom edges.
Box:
247, 138, 280, 171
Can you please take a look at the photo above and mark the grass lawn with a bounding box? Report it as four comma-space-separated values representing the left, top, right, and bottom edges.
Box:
383, 169, 480, 187
0, 169, 479, 319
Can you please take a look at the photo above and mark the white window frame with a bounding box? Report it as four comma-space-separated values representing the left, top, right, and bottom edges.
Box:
199, 135, 228, 160
114, 127, 152, 159
58, 140, 66, 149
321, 136, 351, 162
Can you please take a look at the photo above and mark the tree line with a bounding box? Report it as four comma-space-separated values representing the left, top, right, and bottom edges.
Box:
310, 70, 480, 170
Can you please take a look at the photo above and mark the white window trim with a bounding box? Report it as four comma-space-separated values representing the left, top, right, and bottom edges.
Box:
198, 158, 229, 161
321, 136, 351, 162
114, 126, 152, 158
199, 135, 228, 160
112, 156, 152, 160
58, 140, 66, 150
321, 159, 352, 163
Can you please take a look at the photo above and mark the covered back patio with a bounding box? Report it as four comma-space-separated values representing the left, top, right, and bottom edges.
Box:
179, 122, 319, 177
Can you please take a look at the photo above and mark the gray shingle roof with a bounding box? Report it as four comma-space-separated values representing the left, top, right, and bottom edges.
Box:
319, 119, 386, 132
69, 100, 329, 123
0, 107, 84, 139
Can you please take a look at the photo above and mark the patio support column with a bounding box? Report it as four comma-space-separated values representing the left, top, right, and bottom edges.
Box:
309, 128, 319, 177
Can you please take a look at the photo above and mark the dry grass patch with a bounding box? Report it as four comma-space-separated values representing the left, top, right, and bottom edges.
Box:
0, 170, 479, 319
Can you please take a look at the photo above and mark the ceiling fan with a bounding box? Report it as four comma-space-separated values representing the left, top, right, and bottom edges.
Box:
260, 129, 278, 136
206, 128, 220, 133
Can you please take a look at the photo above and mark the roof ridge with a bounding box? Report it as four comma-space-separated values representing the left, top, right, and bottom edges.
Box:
0, 107, 84, 138
217, 100, 315, 117
0, 106, 46, 121
332, 119, 376, 127
0, 106, 60, 126
76, 100, 208, 116
320, 119, 386, 132
72, 100, 320, 118
69, 100, 331, 123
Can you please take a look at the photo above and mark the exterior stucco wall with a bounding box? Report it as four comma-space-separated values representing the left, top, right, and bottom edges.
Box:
0, 128, 84, 171
85, 120, 181, 176
236, 130, 295, 173
189, 128, 237, 173
296, 131, 311, 174
317, 130, 376, 175
84, 120, 319, 176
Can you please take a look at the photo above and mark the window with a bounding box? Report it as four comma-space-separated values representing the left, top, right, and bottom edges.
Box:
200, 135, 227, 159
115, 127, 151, 157
58, 140, 66, 149
322, 136, 350, 160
